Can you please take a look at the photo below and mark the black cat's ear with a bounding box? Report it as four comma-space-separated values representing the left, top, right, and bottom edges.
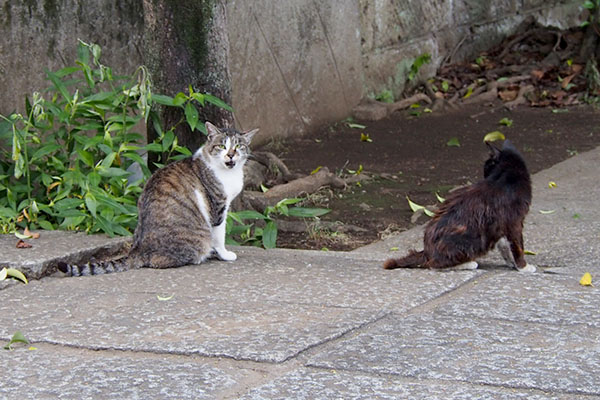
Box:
502, 139, 517, 152
205, 122, 221, 141
241, 128, 259, 144
486, 141, 501, 157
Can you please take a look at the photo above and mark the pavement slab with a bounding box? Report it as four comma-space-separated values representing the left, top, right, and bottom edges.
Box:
1, 146, 599, 399
306, 312, 600, 396
0, 344, 246, 400
0, 248, 479, 364
240, 368, 585, 400
0, 230, 129, 280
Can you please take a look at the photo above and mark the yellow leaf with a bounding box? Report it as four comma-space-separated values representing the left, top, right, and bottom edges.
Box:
390, 247, 399, 251
6, 268, 28, 284
311, 166, 322, 175
580, 272, 593, 286
360, 133, 373, 142
157, 294, 174, 301
548, 181, 557, 188
28, 346, 38, 351
524, 250, 537, 255
483, 131, 505, 142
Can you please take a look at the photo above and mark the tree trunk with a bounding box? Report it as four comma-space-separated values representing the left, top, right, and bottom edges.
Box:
142, 0, 232, 159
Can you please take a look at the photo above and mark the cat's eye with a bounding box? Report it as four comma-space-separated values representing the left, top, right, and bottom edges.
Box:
217, 144, 226, 149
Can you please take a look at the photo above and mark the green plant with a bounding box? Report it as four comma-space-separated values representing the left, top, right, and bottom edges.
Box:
0, 41, 226, 236
375, 89, 394, 103
226, 198, 330, 249
408, 53, 432, 81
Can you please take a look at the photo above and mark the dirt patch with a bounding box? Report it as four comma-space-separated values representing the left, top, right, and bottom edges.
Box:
264, 103, 600, 251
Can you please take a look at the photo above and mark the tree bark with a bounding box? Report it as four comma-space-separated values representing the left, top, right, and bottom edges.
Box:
142, 0, 233, 158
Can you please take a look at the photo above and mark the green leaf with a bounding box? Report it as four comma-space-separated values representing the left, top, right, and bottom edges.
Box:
76, 149, 95, 168
45, 69, 72, 102
185, 102, 199, 131
5, 268, 28, 284
151, 94, 175, 106
498, 117, 513, 127
31, 144, 61, 162
0, 268, 6, 281
162, 130, 175, 152
204, 94, 234, 111
346, 123, 366, 129
3, 331, 30, 350
262, 220, 277, 249
406, 196, 435, 217
97, 167, 130, 178
85, 193, 97, 217
483, 131, 505, 142
173, 92, 188, 106
446, 137, 460, 147
287, 207, 331, 218
234, 210, 268, 220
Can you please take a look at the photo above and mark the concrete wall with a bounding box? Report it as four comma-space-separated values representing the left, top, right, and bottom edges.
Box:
0, 1, 144, 113
0, 0, 584, 145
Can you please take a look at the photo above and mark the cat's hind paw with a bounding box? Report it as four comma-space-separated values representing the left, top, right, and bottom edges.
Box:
216, 248, 237, 261
453, 261, 479, 270
518, 263, 536, 273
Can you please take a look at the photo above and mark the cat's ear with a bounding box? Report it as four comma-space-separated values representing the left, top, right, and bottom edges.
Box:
205, 122, 221, 140
486, 141, 501, 157
241, 128, 259, 144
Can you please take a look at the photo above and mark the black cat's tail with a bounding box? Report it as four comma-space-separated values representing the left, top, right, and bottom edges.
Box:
58, 257, 130, 277
383, 250, 427, 269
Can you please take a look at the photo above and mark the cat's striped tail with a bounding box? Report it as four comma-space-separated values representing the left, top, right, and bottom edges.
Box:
58, 257, 130, 276
383, 250, 427, 269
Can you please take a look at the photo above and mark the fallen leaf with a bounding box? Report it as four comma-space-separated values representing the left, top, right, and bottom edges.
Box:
360, 133, 373, 142
498, 89, 518, 102
311, 166, 322, 175
406, 196, 435, 217
346, 123, 366, 129
539, 209, 556, 214
16, 240, 32, 249
446, 137, 460, 147
483, 131, 505, 142
3, 331, 30, 350
579, 272, 593, 286
548, 181, 557, 188
498, 117, 513, 127
390, 247, 399, 251
435, 192, 446, 203
524, 250, 537, 255
2, 268, 28, 284
531, 69, 545, 80
157, 294, 174, 301
560, 73, 577, 90
24, 227, 40, 239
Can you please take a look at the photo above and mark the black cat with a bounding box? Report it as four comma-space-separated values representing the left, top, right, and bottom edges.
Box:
384, 140, 535, 272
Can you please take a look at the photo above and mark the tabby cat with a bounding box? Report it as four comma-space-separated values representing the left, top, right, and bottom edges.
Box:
384, 140, 536, 272
59, 122, 258, 276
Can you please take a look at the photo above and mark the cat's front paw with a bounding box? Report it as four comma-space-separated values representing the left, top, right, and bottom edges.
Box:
517, 263, 536, 273
216, 248, 237, 261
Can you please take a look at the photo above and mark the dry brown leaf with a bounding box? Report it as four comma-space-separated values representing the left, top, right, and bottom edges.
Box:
24, 227, 40, 239
498, 89, 518, 102
16, 240, 32, 249
531, 69, 545, 80
571, 64, 583, 74
561, 73, 577, 89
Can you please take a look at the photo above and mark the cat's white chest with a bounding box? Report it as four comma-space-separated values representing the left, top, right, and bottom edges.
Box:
213, 166, 244, 202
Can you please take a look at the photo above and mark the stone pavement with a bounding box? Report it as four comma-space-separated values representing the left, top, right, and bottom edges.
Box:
0, 146, 599, 399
